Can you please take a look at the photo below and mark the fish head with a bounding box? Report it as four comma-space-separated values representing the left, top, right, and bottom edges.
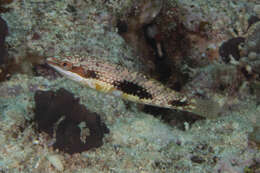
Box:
46, 56, 87, 83
46, 57, 75, 72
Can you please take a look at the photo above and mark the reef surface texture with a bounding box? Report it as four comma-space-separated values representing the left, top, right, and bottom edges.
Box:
0, 0, 260, 172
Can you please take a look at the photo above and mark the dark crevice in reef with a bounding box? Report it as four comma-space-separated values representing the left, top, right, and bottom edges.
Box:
116, 20, 128, 34
142, 105, 204, 130
143, 23, 167, 60
0, 16, 8, 81
115, 2, 224, 124
116, 6, 203, 123
116, 3, 195, 90
0, 16, 7, 65
33, 88, 109, 154
142, 21, 193, 88
247, 15, 260, 30
143, 23, 172, 83
140, 21, 202, 124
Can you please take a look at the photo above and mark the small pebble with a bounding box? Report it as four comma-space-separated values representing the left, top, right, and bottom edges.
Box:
247, 41, 256, 49
240, 57, 248, 63
253, 5, 260, 15
146, 24, 158, 39
190, 155, 205, 163
47, 154, 64, 171
139, 0, 163, 25
248, 52, 257, 60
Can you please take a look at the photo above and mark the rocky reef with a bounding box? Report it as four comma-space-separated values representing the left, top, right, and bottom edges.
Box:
0, 0, 259, 172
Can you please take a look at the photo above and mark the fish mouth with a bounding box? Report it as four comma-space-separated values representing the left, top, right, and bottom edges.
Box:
45, 57, 64, 74
46, 57, 58, 66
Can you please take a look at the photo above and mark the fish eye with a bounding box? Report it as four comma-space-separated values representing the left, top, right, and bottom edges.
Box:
60, 61, 72, 69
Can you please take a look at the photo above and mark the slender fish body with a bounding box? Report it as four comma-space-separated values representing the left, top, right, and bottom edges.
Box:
46, 56, 218, 117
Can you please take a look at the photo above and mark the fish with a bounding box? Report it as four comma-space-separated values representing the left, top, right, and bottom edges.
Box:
46, 55, 219, 118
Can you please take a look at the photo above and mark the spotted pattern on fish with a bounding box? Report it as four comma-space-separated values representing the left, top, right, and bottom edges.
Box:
46, 55, 198, 113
